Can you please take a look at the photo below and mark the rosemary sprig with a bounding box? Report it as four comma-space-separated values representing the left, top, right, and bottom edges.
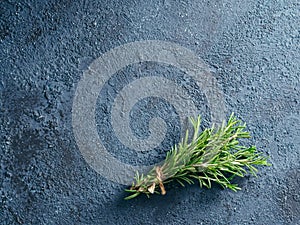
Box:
125, 113, 270, 200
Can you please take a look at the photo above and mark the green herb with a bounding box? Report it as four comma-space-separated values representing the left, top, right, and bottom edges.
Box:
125, 113, 270, 200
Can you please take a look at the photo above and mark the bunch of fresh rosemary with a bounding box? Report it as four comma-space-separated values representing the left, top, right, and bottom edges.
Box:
125, 113, 270, 200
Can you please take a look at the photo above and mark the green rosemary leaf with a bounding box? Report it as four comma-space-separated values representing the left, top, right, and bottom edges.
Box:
124, 192, 141, 200
124, 113, 270, 199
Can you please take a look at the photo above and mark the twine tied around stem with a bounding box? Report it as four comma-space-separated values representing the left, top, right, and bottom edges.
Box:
147, 166, 166, 195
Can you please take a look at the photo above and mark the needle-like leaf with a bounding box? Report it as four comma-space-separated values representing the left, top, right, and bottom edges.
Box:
125, 113, 270, 199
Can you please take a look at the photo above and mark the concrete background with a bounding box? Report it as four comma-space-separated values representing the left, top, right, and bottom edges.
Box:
1, 0, 299, 224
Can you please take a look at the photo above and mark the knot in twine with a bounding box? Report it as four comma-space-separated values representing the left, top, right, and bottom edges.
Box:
148, 166, 166, 195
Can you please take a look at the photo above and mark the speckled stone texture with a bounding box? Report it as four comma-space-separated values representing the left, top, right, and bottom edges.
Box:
0, 0, 299, 224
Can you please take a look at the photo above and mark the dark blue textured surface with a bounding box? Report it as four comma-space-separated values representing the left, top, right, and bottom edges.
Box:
1, 0, 299, 224
95, 62, 209, 166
